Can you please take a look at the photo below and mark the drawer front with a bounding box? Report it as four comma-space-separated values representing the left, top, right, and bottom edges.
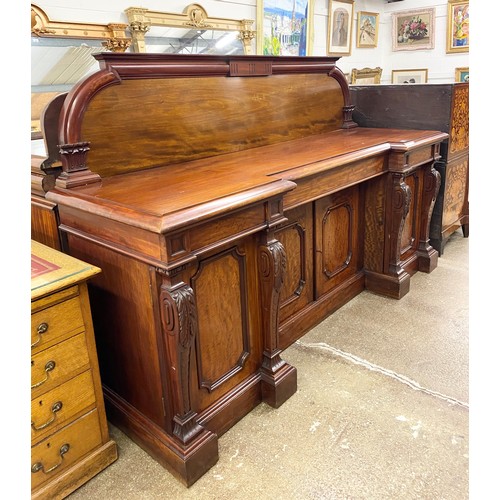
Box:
31, 296, 84, 353
31, 334, 90, 398
31, 370, 96, 445
31, 409, 102, 490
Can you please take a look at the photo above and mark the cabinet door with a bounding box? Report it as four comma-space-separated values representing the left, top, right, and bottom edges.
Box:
314, 186, 362, 298
276, 204, 314, 324
188, 240, 262, 413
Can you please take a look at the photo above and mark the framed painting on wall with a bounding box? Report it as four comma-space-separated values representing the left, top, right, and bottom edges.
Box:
392, 8, 435, 51
455, 67, 469, 82
357, 11, 379, 48
446, 0, 469, 53
256, 0, 315, 56
327, 0, 354, 56
392, 69, 428, 84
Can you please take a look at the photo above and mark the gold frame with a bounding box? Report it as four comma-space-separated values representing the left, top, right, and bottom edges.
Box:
356, 11, 379, 48
125, 3, 256, 55
351, 67, 382, 84
392, 8, 435, 52
446, 0, 469, 53
455, 67, 469, 83
391, 68, 428, 84
31, 4, 131, 52
327, 0, 355, 56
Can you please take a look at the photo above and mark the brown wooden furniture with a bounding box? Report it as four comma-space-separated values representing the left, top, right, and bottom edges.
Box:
31, 240, 118, 499
350, 83, 469, 254
33, 53, 447, 486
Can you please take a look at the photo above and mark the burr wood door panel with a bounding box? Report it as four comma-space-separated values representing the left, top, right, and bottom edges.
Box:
188, 241, 263, 414
276, 204, 314, 325
314, 186, 363, 298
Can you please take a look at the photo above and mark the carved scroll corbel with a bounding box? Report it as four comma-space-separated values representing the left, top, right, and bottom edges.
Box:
386, 173, 412, 279
258, 238, 297, 407
417, 163, 441, 272
159, 282, 203, 445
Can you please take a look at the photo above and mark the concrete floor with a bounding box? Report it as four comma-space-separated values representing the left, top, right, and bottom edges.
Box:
68, 231, 469, 500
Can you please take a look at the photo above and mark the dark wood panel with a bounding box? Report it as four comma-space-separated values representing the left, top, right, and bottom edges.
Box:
314, 186, 362, 298
276, 204, 314, 324
82, 74, 344, 177
65, 235, 167, 430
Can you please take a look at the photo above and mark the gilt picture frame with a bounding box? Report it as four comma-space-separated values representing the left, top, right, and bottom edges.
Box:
455, 67, 469, 82
446, 0, 469, 53
357, 11, 379, 48
257, 0, 315, 56
327, 0, 354, 56
392, 8, 435, 51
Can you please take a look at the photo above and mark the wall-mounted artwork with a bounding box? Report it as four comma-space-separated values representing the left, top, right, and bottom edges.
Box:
392, 8, 435, 51
327, 0, 355, 56
357, 11, 379, 48
447, 0, 469, 53
392, 68, 428, 84
455, 67, 469, 82
257, 0, 314, 56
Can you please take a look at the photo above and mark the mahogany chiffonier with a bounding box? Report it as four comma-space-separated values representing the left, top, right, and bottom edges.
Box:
350, 83, 469, 254
31, 240, 117, 499
31, 53, 447, 486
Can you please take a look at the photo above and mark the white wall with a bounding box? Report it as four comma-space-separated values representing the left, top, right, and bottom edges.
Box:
33, 0, 469, 84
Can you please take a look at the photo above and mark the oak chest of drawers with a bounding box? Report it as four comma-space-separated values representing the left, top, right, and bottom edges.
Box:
31, 240, 118, 499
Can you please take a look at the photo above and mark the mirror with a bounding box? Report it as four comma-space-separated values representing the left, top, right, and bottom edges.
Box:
31, 4, 131, 140
125, 4, 256, 55
31, 3, 256, 141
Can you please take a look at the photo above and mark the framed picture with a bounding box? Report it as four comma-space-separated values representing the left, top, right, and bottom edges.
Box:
392, 8, 435, 51
391, 69, 428, 84
455, 67, 469, 82
446, 0, 469, 53
357, 11, 379, 48
256, 0, 315, 56
327, 0, 355, 56
351, 67, 382, 84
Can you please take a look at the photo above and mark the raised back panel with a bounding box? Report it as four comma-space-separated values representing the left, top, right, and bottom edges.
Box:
81, 73, 344, 177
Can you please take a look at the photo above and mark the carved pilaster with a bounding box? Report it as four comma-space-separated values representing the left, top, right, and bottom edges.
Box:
387, 173, 412, 279
417, 163, 441, 272
128, 21, 151, 53
239, 20, 256, 55
258, 238, 297, 407
159, 282, 203, 445
56, 142, 101, 188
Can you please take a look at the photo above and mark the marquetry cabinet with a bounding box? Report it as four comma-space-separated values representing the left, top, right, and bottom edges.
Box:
350, 83, 469, 254
31, 240, 117, 499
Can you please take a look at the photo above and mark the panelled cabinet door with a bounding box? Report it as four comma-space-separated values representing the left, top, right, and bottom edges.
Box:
314, 186, 362, 298
189, 239, 262, 414
276, 204, 314, 324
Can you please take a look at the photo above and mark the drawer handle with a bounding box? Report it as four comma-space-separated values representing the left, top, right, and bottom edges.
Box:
31, 361, 56, 389
31, 443, 70, 474
31, 401, 63, 431
31, 322, 49, 348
